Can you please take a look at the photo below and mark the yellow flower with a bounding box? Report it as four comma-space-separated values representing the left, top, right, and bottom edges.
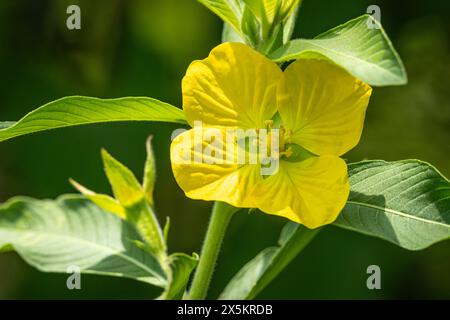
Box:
170, 43, 372, 228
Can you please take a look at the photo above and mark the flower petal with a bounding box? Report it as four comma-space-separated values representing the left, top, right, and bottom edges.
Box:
170, 127, 262, 207
278, 58, 372, 156
182, 42, 282, 129
255, 156, 349, 228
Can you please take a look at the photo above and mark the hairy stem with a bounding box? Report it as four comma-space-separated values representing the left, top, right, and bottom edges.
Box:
189, 202, 237, 300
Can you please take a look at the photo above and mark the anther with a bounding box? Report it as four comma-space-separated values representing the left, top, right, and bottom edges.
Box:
280, 146, 293, 158
264, 120, 273, 129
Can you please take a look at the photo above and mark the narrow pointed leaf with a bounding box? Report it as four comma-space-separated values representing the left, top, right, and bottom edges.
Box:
102, 149, 145, 207
143, 136, 157, 206
0, 96, 187, 142
101, 149, 165, 255
163, 217, 170, 244
280, 0, 301, 20
0, 195, 167, 287
197, 0, 242, 32
241, 5, 261, 46
334, 160, 450, 250
282, 2, 299, 44
70, 179, 125, 218
243, 0, 276, 25
270, 14, 407, 86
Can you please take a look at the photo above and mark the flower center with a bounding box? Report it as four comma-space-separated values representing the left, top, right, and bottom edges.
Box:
263, 120, 293, 159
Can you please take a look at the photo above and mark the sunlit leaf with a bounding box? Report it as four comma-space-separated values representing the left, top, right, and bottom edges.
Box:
0, 96, 187, 142
197, 0, 242, 32
70, 179, 125, 219
0, 195, 166, 287
101, 149, 165, 256
270, 15, 407, 86
143, 136, 157, 206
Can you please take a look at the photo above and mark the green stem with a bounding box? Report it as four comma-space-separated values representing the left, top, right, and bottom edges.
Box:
189, 202, 237, 300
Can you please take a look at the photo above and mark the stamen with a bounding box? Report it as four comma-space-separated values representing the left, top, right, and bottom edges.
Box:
280, 146, 293, 158
285, 128, 293, 144
264, 120, 273, 130
279, 126, 286, 151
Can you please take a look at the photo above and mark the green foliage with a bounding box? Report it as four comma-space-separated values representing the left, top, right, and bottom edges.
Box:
242, 0, 276, 40
215, 0, 302, 52
270, 15, 407, 86
221, 160, 450, 298
160, 253, 199, 300
281, 2, 299, 44
1, 0, 448, 301
243, 0, 279, 24
101, 149, 166, 256
101, 149, 147, 207
73, 148, 166, 257
0, 195, 167, 287
222, 22, 245, 43
69, 180, 126, 218
220, 222, 318, 299
0, 96, 187, 142
143, 136, 157, 206
72, 145, 198, 298
334, 160, 450, 250
240, 5, 260, 46
196, 0, 242, 32
1, 144, 200, 299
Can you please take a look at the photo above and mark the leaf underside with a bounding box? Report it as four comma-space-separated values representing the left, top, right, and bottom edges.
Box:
0, 195, 167, 287
335, 160, 450, 250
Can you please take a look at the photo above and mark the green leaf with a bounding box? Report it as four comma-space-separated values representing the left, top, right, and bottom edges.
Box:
0, 195, 167, 287
143, 136, 157, 206
197, 0, 242, 33
241, 5, 261, 47
334, 160, 450, 250
0, 96, 187, 142
70, 179, 126, 219
260, 22, 284, 55
0, 122, 14, 130
280, 0, 301, 20
242, 0, 276, 33
159, 253, 199, 300
282, 1, 299, 44
163, 217, 170, 244
102, 149, 145, 207
269, 14, 407, 86
222, 22, 246, 43
101, 149, 166, 256
219, 222, 318, 299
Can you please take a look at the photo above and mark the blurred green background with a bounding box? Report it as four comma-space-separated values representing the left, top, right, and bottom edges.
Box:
0, 0, 449, 299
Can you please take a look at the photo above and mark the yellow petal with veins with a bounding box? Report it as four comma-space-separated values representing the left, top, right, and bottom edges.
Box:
255, 156, 349, 228
278, 58, 372, 156
182, 42, 282, 129
170, 127, 262, 208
